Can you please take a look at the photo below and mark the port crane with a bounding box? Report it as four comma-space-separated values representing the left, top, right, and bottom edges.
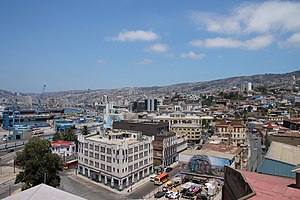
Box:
36, 84, 47, 114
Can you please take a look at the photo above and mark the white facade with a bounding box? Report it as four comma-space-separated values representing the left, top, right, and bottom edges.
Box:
77, 130, 153, 191
51, 141, 76, 157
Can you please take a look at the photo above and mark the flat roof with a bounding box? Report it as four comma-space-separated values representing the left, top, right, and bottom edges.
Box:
266, 141, 300, 165
86, 134, 139, 145
171, 123, 201, 128
240, 170, 300, 200
181, 149, 235, 160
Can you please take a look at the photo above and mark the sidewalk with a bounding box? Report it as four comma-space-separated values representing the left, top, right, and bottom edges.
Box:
66, 169, 152, 195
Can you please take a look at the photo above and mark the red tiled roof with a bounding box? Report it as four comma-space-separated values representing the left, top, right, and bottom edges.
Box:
51, 140, 74, 147
240, 170, 300, 200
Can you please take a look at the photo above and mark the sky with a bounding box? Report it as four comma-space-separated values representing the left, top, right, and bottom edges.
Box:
0, 0, 299, 93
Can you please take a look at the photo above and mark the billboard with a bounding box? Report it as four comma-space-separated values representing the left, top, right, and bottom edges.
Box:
179, 154, 231, 177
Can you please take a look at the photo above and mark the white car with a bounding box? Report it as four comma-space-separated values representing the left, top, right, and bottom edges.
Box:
150, 175, 156, 182
169, 192, 180, 199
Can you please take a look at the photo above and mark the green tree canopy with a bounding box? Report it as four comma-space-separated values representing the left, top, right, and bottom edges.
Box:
63, 129, 77, 142
15, 137, 64, 190
81, 125, 90, 135
52, 131, 63, 142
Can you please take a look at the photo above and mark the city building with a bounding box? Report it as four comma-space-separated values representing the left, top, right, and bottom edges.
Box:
171, 123, 202, 143
154, 111, 201, 125
215, 120, 247, 147
178, 147, 238, 177
145, 98, 157, 112
113, 120, 169, 136
51, 140, 76, 157
258, 141, 300, 178
152, 131, 178, 167
223, 166, 300, 200
77, 130, 153, 191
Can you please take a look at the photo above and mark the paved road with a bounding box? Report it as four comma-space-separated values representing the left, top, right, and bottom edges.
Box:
127, 165, 180, 199
59, 171, 125, 200
0, 177, 22, 199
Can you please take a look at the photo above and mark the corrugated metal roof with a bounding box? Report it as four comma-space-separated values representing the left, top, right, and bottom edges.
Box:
266, 141, 300, 165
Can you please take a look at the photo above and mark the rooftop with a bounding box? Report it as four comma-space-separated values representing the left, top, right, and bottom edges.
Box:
51, 140, 74, 147
202, 143, 242, 155
171, 123, 201, 128
3, 184, 86, 200
240, 170, 300, 200
266, 141, 300, 165
181, 149, 236, 160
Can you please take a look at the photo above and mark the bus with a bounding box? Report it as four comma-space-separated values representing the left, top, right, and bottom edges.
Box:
154, 173, 169, 185
64, 159, 78, 169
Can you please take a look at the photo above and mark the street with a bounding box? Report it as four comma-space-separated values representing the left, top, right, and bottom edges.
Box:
59, 170, 125, 200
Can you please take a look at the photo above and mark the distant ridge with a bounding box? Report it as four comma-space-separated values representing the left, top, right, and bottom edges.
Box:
0, 69, 299, 96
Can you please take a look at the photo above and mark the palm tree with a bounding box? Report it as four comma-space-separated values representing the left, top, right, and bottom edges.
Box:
81, 126, 89, 135
63, 129, 77, 142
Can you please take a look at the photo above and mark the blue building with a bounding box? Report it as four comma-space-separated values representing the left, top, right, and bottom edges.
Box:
258, 141, 300, 178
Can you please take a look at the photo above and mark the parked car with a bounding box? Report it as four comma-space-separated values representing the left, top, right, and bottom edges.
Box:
154, 191, 165, 198
165, 167, 173, 172
150, 175, 156, 182
169, 192, 180, 199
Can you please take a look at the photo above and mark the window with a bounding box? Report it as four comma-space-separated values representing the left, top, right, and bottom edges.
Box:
134, 154, 138, 160
128, 156, 133, 162
89, 144, 94, 150
128, 165, 133, 172
107, 166, 112, 172
89, 160, 94, 166
95, 145, 99, 151
84, 143, 88, 148
100, 147, 105, 153
84, 150, 88, 156
107, 157, 112, 163
139, 145, 143, 151
101, 155, 105, 161
129, 148, 133, 154
139, 152, 143, 159
101, 164, 105, 170
139, 161, 143, 167
107, 148, 112, 154
84, 159, 88, 164
144, 159, 148, 165
89, 151, 93, 158
95, 153, 99, 159
95, 162, 99, 168
134, 146, 138, 152
144, 144, 148, 149
134, 163, 138, 169
67, 148, 69, 151
144, 151, 148, 156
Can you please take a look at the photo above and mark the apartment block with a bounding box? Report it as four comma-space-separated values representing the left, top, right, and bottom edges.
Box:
77, 130, 153, 191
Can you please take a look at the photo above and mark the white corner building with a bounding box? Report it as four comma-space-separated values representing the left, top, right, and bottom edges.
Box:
77, 130, 154, 191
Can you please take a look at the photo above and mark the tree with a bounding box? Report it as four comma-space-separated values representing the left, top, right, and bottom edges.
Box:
15, 137, 64, 190
52, 131, 63, 141
63, 129, 77, 142
81, 125, 90, 135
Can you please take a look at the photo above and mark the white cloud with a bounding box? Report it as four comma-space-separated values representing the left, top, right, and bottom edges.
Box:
191, 1, 300, 35
111, 30, 159, 41
146, 43, 169, 53
279, 32, 300, 48
180, 51, 206, 59
135, 58, 153, 65
189, 35, 274, 50
96, 59, 104, 67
